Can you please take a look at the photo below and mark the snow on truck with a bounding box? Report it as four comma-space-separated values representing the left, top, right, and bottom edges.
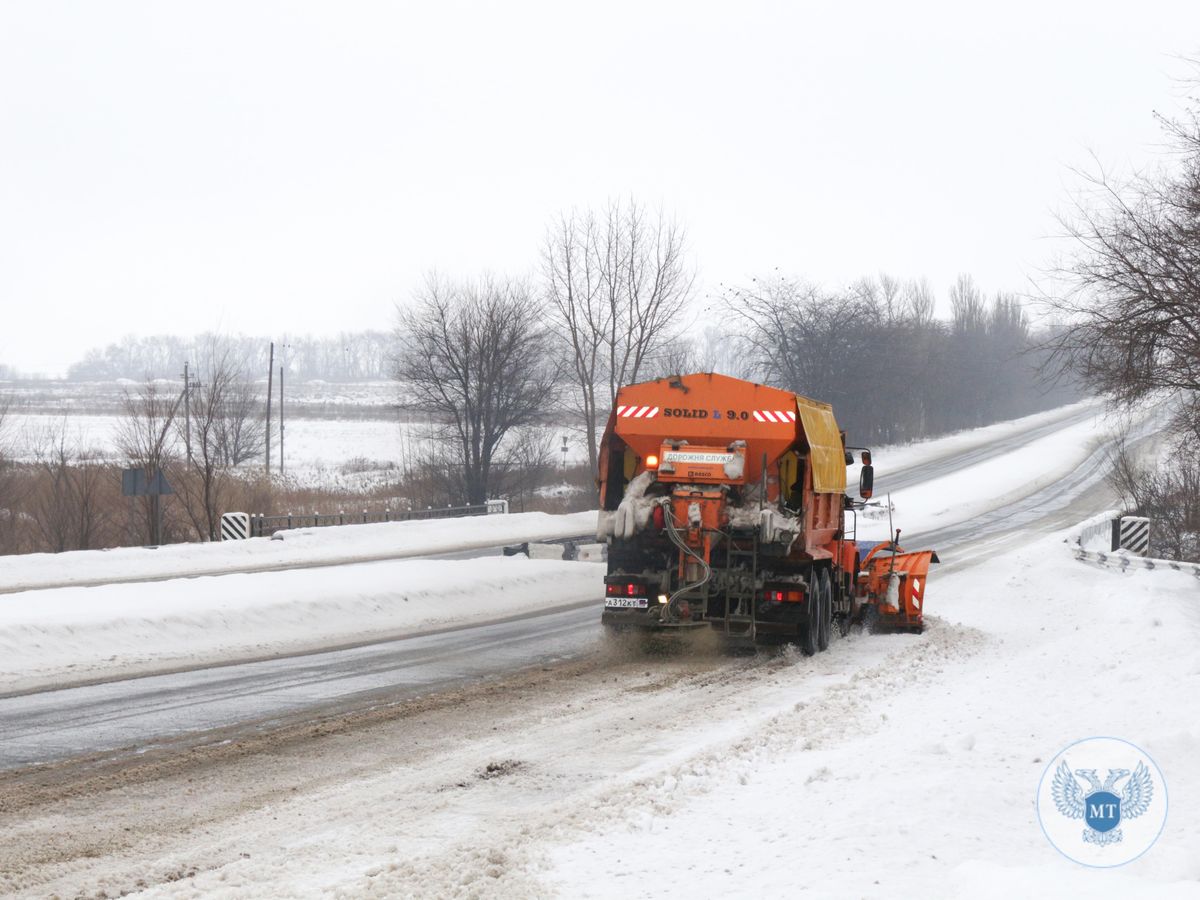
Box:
596, 372, 937, 651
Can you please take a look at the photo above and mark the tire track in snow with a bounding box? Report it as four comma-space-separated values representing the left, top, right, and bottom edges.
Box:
344, 619, 988, 898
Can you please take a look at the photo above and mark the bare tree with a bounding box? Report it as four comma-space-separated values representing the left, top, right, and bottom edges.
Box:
72, 447, 111, 550
903, 278, 937, 327
29, 421, 77, 553
725, 275, 876, 412
116, 378, 182, 544
212, 372, 266, 467
543, 200, 694, 477
543, 211, 607, 479
396, 276, 558, 505
175, 344, 264, 540
1043, 75, 1200, 436
28, 420, 112, 552
724, 271, 1066, 444
491, 426, 557, 511
0, 394, 24, 554
1107, 432, 1200, 561
855, 272, 904, 323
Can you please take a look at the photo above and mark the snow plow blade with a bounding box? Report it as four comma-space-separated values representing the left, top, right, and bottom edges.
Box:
859, 548, 939, 634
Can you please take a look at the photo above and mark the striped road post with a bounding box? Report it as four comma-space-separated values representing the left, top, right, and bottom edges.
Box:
220, 512, 251, 541
1118, 516, 1151, 556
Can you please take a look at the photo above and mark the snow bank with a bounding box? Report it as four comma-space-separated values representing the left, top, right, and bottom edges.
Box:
0, 510, 597, 594
539, 531, 1200, 897
0, 555, 604, 693
1067, 508, 1122, 550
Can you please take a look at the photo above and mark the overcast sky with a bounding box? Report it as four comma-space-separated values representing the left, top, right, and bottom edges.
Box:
2, 2, 1198, 377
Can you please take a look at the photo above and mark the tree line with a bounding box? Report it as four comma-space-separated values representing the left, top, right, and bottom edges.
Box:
65, 331, 395, 382
722, 272, 1078, 445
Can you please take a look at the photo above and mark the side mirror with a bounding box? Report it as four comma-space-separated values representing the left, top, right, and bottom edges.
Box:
859, 464, 874, 499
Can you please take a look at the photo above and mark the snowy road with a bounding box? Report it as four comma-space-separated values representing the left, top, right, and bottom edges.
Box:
0, 604, 595, 770
908, 405, 1165, 571
872, 400, 1101, 495
0, 402, 1154, 771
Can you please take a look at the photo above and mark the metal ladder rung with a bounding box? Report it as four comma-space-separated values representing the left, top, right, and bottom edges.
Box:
722, 533, 757, 635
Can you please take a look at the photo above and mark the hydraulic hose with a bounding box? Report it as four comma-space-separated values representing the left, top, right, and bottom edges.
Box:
660, 500, 712, 621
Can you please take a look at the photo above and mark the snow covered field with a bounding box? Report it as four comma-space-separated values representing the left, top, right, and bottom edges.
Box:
3, 391, 1095, 487
4, 406, 591, 484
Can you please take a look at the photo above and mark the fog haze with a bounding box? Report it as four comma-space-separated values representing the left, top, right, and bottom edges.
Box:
2, 1, 1198, 375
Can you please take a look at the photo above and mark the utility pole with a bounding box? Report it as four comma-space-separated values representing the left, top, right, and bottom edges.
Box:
182, 362, 192, 464
265, 341, 274, 476
153, 491, 162, 546
279, 364, 285, 473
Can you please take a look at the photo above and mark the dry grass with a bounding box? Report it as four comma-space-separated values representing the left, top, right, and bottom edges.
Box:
0, 459, 596, 557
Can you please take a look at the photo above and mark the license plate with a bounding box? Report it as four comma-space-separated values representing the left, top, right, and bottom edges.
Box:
605, 597, 649, 609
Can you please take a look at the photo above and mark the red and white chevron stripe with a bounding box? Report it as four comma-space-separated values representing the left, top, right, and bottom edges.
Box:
752, 409, 797, 424
616, 405, 660, 419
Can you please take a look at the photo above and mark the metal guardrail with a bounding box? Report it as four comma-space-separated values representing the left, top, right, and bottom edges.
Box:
248, 500, 508, 538
1072, 546, 1200, 577
1067, 508, 1120, 552
1067, 509, 1198, 576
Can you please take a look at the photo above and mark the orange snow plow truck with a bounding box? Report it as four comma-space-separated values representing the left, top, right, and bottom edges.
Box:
596, 373, 937, 652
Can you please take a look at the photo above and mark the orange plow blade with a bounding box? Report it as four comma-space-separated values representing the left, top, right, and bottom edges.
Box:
860, 548, 938, 633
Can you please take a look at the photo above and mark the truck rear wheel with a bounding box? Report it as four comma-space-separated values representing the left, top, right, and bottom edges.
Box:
797, 577, 820, 656
816, 569, 832, 652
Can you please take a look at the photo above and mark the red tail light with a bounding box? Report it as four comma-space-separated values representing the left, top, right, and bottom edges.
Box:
606, 582, 643, 597
764, 587, 805, 603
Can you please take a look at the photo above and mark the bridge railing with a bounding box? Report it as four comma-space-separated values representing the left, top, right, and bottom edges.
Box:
245, 500, 508, 538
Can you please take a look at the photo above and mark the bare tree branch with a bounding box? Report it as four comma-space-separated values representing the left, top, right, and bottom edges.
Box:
395, 275, 559, 505
542, 199, 694, 482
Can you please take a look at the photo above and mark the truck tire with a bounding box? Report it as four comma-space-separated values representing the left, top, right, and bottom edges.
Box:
798, 576, 820, 656
816, 569, 832, 652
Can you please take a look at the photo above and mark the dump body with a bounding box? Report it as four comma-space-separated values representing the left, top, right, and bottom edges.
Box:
599, 374, 845, 562
597, 373, 934, 648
